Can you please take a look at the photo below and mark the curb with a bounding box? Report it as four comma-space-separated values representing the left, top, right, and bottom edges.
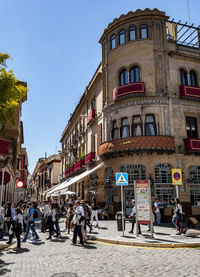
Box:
88, 237, 200, 249
0, 241, 15, 252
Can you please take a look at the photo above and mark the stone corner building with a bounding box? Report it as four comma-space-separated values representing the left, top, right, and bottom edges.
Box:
60, 8, 200, 219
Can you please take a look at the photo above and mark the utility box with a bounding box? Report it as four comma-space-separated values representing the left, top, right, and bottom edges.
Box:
116, 211, 125, 231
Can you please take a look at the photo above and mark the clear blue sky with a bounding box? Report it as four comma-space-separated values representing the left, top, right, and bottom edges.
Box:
1, 0, 200, 174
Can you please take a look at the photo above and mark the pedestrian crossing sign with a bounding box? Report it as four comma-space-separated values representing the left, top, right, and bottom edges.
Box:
116, 172, 128, 186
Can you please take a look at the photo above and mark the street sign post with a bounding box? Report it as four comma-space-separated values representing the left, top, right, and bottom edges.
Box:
116, 172, 128, 236
172, 169, 183, 198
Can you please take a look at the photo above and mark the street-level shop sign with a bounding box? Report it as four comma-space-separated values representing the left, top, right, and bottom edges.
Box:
134, 180, 151, 225
16, 180, 24, 189
172, 169, 183, 185
116, 173, 128, 186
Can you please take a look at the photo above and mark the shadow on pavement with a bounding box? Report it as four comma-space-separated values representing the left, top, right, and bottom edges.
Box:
6, 247, 30, 255
0, 252, 13, 276
98, 227, 108, 230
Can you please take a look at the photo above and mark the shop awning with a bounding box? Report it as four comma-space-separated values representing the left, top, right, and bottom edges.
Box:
49, 163, 104, 195
0, 171, 10, 185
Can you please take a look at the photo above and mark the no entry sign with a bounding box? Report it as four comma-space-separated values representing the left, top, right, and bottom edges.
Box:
16, 180, 24, 188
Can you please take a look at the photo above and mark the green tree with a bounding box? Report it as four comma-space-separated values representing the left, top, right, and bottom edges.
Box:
0, 53, 28, 124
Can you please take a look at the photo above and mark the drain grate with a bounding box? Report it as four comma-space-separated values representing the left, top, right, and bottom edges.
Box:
52, 273, 78, 277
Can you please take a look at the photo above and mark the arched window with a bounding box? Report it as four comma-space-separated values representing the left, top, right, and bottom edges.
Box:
129, 26, 136, 41
189, 70, 197, 87
179, 68, 188, 85
132, 115, 143, 136
145, 114, 157, 136
104, 167, 114, 186
120, 164, 146, 184
121, 118, 130, 138
154, 163, 175, 204
140, 24, 148, 39
130, 66, 140, 83
119, 30, 126, 44
119, 69, 128, 85
188, 165, 200, 205
112, 120, 118, 139
111, 35, 116, 49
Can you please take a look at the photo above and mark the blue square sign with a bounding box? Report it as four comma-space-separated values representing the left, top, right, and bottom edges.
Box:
116, 172, 128, 186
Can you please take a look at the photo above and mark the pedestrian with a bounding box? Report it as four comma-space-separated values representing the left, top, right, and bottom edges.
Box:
172, 198, 185, 235
46, 203, 59, 240
21, 202, 39, 242
90, 197, 99, 228
0, 202, 5, 240
158, 198, 166, 223
66, 203, 73, 234
54, 202, 61, 237
154, 198, 161, 225
7, 207, 23, 250
128, 199, 141, 235
85, 201, 93, 233
72, 200, 84, 245
4, 202, 11, 233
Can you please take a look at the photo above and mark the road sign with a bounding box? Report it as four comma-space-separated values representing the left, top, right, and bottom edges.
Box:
16, 187, 24, 192
116, 172, 128, 186
16, 180, 24, 188
172, 169, 183, 185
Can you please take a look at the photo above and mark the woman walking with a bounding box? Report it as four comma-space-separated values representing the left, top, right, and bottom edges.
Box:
5, 202, 12, 233
90, 197, 99, 228
7, 207, 23, 250
46, 203, 59, 240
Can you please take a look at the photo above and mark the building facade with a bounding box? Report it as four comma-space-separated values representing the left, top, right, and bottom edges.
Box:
60, 9, 200, 218
30, 154, 61, 201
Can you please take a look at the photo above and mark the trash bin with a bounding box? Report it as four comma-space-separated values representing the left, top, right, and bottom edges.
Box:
116, 211, 125, 231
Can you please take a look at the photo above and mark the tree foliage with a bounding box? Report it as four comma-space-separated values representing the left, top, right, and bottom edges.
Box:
0, 53, 28, 124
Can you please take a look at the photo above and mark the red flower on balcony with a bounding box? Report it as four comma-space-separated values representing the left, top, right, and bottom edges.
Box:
87, 109, 96, 124
85, 152, 96, 164
180, 85, 200, 100
113, 82, 145, 100
65, 168, 70, 176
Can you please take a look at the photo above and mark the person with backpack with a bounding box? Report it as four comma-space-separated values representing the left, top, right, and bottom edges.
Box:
7, 207, 23, 250
21, 202, 39, 242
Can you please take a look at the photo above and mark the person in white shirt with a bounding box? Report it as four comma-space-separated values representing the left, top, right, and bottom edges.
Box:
46, 203, 59, 240
0, 203, 5, 240
7, 207, 23, 250
154, 198, 161, 225
72, 200, 84, 245
128, 200, 141, 235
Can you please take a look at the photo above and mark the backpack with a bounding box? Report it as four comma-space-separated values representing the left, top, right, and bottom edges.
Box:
33, 209, 38, 219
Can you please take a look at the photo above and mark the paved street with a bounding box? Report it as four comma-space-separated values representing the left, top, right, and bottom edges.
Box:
1, 221, 200, 277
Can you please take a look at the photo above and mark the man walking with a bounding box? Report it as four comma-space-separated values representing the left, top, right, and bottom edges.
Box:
72, 200, 84, 245
154, 198, 161, 225
21, 202, 39, 242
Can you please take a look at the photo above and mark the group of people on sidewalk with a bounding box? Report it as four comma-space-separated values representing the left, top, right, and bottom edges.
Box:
128, 197, 187, 235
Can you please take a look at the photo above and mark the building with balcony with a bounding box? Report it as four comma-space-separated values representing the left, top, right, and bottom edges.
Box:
30, 154, 61, 201
58, 8, 200, 218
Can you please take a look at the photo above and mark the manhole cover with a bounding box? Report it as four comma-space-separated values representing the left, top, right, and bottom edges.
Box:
52, 273, 78, 277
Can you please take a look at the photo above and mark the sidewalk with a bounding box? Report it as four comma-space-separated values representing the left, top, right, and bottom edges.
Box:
88, 220, 200, 248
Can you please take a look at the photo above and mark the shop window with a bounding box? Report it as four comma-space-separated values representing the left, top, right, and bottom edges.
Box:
132, 116, 142, 136
188, 166, 200, 205
179, 68, 188, 85
129, 26, 136, 41
112, 120, 118, 139
120, 164, 146, 185
186, 117, 198, 138
145, 114, 157, 136
104, 167, 114, 185
189, 70, 197, 87
140, 24, 148, 39
121, 118, 130, 138
111, 35, 116, 49
130, 66, 140, 83
119, 30, 126, 44
119, 69, 128, 85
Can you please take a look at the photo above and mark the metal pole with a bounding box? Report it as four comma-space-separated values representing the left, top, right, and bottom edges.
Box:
176, 185, 179, 198
0, 168, 5, 207
134, 181, 138, 237
121, 185, 124, 237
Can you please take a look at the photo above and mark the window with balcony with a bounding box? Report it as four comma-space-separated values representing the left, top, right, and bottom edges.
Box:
155, 163, 175, 204
186, 117, 198, 138
129, 26, 136, 41
119, 70, 128, 85
145, 114, 157, 136
189, 70, 197, 87
130, 66, 140, 83
140, 24, 148, 39
179, 68, 188, 85
121, 118, 130, 138
119, 30, 126, 44
188, 165, 200, 205
112, 120, 119, 139
132, 116, 143, 136
111, 35, 116, 49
